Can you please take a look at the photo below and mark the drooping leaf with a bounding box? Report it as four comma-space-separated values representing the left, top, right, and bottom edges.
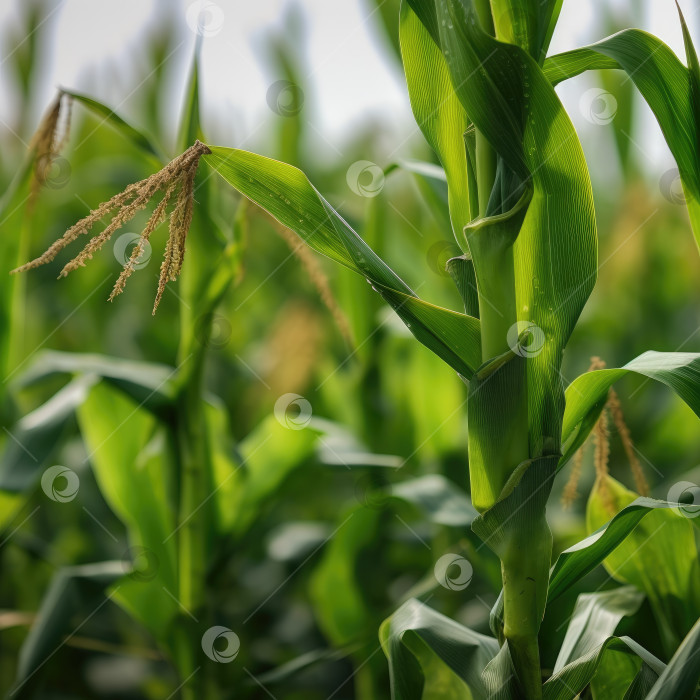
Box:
15, 350, 177, 416
543, 17, 700, 248
62, 88, 164, 163
548, 498, 687, 602
380, 598, 499, 700
560, 352, 700, 469
409, 0, 597, 456
12, 562, 124, 698
587, 475, 700, 655
390, 474, 478, 527
0, 376, 95, 492
543, 635, 665, 700
553, 586, 644, 673
205, 146, 482, 379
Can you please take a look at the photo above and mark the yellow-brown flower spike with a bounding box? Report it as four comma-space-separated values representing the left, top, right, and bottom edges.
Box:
11, 140, 211, 314
29, 91, 73, 198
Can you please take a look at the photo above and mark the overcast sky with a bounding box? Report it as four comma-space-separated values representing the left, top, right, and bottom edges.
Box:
0, 0, 697, 172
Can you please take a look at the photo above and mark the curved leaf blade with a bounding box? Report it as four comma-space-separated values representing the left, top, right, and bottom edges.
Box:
548, 498, 684, 602
205, 146, 482, 378
561, 351, 700, 469
380, 598, 499, 699
543, 22, 700, 248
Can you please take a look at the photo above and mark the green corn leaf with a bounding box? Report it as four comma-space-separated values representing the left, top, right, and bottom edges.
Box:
560, 351, 700, 469
0, 150, 34, 382
389, 474, 478, 527
205, 146, 482, 379
399, 3, 474, 236
553, 586, 645, 673
587, 475, 700, 656
543, 635, 665, 700
386, 158, 453, 236
15, 350, 178, 416
62, 88, 164, 163
548, 498, 687, 602
380, 598, 499, 700
77, 381, 179, 643
543, 15, 700, 249
645, 615, 700, 699
12, 562, 124, 699
228, 414, 321, 536
0, 375, 95, 492
310, 506, 380, 647
410, 0, 597, 456
489, 0, 564, 62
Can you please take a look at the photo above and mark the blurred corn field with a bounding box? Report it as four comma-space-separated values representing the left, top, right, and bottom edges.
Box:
1, 1, 700, 698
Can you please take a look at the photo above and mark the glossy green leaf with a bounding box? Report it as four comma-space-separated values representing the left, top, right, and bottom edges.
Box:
62, 88, 163, 163
561, 352, 700, 469
543, 635, 665, 700
554, 586, 644, 673
399, 3, 474, 236
548, 498, 685, 602
543, 17, 700, 248
410, 0, 597, 456
205, 146, 482, 379
390, 474, 478, 527
77, 381, 179, 642
380, 598, 499, 700
490, 0, 564, 62
15, 350, 177, 415
587, 475, 700, 655
645, 615, 700, 699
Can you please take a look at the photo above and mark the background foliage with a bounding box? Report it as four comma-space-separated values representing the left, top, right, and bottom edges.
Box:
0, 1, 699, 698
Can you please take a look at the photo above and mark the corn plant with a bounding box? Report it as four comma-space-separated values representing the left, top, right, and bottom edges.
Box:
12, 0, 700, 697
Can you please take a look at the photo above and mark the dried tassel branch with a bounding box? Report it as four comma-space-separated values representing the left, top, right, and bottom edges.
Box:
561, 442, 586, 510
593, 405, 613, 511
607, 388, 649, 496
12, 140, 211, 314
262, 211, 355, 348
29, 91, 73, 197
562, 355, 648, 510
